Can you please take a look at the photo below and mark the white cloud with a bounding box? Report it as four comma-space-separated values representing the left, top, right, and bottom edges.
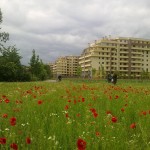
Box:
1, 0, 150, 65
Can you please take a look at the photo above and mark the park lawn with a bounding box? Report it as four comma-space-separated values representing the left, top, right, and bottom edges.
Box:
0, 79, 150, 150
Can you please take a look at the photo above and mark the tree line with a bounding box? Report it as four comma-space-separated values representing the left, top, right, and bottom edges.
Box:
0, 9, 52, 82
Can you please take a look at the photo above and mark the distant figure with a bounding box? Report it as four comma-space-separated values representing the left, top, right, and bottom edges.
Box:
58, 75, 62, 82
107, 73, 112, 83
112, 73, 117, 85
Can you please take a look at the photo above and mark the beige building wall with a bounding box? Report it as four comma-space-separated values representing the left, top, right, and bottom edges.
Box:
79, 37, 150, 78
52, 56, 79, 77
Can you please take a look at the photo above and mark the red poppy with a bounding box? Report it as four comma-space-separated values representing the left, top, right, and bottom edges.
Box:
121, 108, 125, 112
82, 98, 85, 102
77, 113, 81, 117
142, 111, 147, 116
74, 100, 77, 104
115, 95, 119, 99
38, 100, 43, 105
10, 143, 18, 150
26, 137, 31, 144
77, 138, 86, 150
109, 96, 112, 100
130, 123, 136, 129
65, 105, 69, 110
2, 114, 8, 118
0, 137, 6, 144
33, 95, 36, 98
106, 110, 112, 115
5, 99, 10, 103
90, 108, 96, 113
93, 112, 98, 118
2, 95, 6, 99
10, 117, 16, 126
96, 131, 100, 136
111, 116, 117, 123
65, 113, 69, 118
124, 104, 128, 107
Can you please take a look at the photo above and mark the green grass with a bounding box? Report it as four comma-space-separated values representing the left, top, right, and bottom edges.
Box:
0, 80, 150, 150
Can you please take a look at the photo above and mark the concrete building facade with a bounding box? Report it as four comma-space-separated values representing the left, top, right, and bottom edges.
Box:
52, 56, 80, 77
79, 37, 150, 78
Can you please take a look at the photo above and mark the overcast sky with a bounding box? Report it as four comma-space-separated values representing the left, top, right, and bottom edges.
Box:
1, 0, 150, 65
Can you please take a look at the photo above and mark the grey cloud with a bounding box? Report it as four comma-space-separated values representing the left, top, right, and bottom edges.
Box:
1, 0, 150, 65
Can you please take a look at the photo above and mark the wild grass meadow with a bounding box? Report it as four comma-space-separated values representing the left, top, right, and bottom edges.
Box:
0, 79, 150, 150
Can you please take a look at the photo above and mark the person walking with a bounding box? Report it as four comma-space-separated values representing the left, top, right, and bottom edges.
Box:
107, 73, 112, 83
57, 75, 62, 82
112, 73, 117, 85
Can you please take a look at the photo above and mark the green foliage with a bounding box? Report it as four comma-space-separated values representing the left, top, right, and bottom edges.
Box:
141, 69, 149, 80
0, 46, 24, 81
0, 9, 51, 82
76, 66, 82, 77
29, 50, 50, 81
44, 64, 53, 78
0, 81, 150, 149
0, 9, 9, 48
92, 68, 96, 77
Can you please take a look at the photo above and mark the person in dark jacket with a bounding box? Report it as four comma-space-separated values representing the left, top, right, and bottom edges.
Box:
58, 75, 62, 82
112, 73, 117, 85
107, 73, 112, 83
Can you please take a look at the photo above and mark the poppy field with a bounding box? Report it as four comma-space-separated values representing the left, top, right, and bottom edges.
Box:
0, 80, 150, 150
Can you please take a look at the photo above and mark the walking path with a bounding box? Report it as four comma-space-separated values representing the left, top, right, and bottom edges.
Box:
44, 80, 57, 82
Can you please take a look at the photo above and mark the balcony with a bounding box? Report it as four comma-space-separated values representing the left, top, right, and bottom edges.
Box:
131, 56, 142, 59
119, 55, 129, 58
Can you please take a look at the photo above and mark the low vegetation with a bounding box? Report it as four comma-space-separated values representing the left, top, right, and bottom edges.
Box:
0, 80, 150, 149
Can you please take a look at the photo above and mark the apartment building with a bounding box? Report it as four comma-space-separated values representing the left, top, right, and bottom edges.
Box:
52, 56, 80, 77
79, 37, 150, 78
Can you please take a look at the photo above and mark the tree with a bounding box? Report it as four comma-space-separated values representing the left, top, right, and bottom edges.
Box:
0, 9, 9, 50
92, 68, 96, 78
29, 50, 50, 81
44, 64, 52, 78
0, 46, 23, 81
76, 66, 82, 77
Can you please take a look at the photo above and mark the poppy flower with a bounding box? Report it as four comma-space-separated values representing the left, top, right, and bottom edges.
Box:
77, 113, 81, 117
111, 116, 117, 123
5, 99, 10, 103
93, 112, 98, 118
109, 96, 112, 100
106, 110, 112, 115
142, 111, 147, 116
26, 137, 31, 144
65, 105, 69, 110
10, 143, 18, 150
10, 117, 16, 126
74, 100, 77, 104
0, 137, 6, 144
90, 108, 96, 113
68, 100, 71, 102
2, 95, 6, 99
82, 98, 85, 102
2, 114, 8, 118
38, 100, 43, 105
65, 113, 69, 118
121, 108, 125, 112
130, 123, 136, 129
96, 132, 100, 136
77, 138, 86, 150
115, 95, 119, 99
